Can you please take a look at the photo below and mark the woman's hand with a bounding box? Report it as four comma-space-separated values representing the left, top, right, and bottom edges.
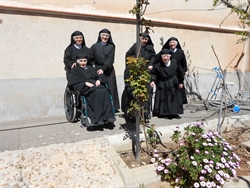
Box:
95, 80, 100, 86
148, 65, 153, 70
71, 63, 77, 68
150, 81, 155, 87
86, 82, 94, 87
179, 84, 183, 89
97, 69, 103, 74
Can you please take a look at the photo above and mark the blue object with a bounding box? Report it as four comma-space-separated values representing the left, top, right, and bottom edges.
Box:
233, 105, 240, 113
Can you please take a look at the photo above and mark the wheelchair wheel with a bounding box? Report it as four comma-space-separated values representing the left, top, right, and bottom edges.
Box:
80, 114, 91, 127
64, 87, 77, 123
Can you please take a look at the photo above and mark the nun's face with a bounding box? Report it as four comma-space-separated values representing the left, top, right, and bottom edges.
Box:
74, 35, 83, 45
161, 54, 171, 63
141, 37, 148, 45
169, 40, 177, 49
100, 33, 110, 43
77, 58, 87, 68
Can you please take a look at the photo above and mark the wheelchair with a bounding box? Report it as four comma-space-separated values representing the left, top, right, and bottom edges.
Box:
64, 85, 115, 127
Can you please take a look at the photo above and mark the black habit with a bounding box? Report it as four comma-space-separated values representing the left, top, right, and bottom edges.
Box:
89, 30, 120, 112
162, 37, 188, 104
68, 65, 114, 124
125, 43, 156, 67
63, 31, 90, 80
151, 58, 184, 117
122, 33, 156, 116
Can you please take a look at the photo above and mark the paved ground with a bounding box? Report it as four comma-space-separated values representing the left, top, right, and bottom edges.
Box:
0, 101, 250, 187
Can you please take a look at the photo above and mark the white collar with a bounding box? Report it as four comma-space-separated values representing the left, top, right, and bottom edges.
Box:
165, 60, 171, 67
170, 48, 177, 53
74, 44, 82, 49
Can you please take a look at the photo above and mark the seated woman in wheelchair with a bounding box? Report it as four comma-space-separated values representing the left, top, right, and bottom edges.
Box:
67, 53, 116, 126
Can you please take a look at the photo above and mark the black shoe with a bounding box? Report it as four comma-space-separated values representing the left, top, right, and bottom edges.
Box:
165, 115, 172, 120
98, 121, 104, 125
172, 115, 181, 119
107, 117, 116, 123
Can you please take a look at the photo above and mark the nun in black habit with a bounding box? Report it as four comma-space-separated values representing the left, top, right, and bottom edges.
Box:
68, 53, 116, 126
121, 32, 156, 121
89, 28, 120, 112
64, 31, 90, 80
150, 49, 184, 119
161, 37, 188, 104
125, 32, 156, 69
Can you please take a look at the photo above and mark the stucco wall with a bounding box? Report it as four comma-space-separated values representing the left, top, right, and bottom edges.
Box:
0, 0, 249, 122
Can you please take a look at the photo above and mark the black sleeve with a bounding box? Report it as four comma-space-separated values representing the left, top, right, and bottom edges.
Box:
125, 44, 136, 67
126, 44, 136, 58
150, 66, 158, 83
149, 50, 156, 66
176, 62, 184, 84
180, 50, 187, 72
68, 67, 86, 91
64, 47, 75, 69
102, 45, 115, 71
89, 44, 96, 66
123, 67, 131, 88
98, 74, 109, 84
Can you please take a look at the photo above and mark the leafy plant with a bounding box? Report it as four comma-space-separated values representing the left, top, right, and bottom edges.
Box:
146, 124, 161, 149
151, 123, 241, 188
126, 56, 151, 117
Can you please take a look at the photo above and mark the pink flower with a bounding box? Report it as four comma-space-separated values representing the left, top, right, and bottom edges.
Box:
164, 169, 169, 174
219, 178, 225, 185
215, 174, 221, 181
192, 161, 198, 166
201, 169, 207, 174
206, 182, 212, 188
194, 182, 200, 187
199, 176, 205, 181
200, 181, 206, 187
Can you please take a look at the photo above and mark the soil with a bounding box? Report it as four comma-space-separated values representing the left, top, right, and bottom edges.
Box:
119, 126, 250, 188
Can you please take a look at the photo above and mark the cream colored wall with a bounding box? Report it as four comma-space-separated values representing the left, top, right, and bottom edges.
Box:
1, 14, 248, 80
0, 14, 135, 79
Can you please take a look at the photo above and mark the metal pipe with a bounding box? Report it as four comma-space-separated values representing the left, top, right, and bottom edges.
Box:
135, 0, 141, 163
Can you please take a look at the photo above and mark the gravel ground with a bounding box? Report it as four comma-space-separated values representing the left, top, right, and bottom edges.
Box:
0, 138, 125, 188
